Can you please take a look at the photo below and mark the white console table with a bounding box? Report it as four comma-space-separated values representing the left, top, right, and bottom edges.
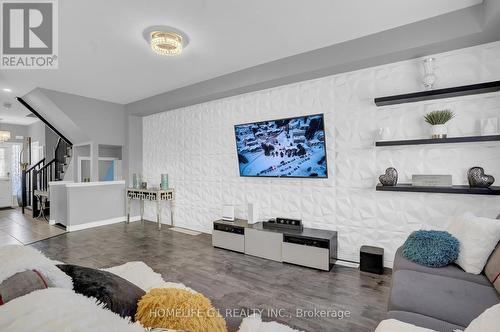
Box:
126, 188, 175, 230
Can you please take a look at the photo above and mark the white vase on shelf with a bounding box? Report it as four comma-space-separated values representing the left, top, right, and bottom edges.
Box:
422, 57, 436, 90
430, 124, 447, 139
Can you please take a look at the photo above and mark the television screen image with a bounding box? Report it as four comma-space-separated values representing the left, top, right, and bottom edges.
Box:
234, 114, 328, 178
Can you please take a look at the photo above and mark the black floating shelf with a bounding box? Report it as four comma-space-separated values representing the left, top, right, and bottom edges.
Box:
374, 80, 500, 106
376, 135, 500, 147
376, 184, 500, 195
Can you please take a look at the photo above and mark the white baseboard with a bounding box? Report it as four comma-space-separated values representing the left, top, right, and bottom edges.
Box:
170, 227, 201, 236
49, 219, 56, 225
66, 215, 141, 232
335, 260, 360, 268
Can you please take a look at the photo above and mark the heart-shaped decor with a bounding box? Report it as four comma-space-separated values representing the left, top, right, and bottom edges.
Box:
467, 167, 495, 188
379, 167, 398, 186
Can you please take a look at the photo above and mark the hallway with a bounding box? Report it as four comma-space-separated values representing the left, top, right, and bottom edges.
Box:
0, 208, 65, 245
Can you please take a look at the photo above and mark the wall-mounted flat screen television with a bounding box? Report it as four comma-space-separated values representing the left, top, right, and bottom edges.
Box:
234, 114, 328, 178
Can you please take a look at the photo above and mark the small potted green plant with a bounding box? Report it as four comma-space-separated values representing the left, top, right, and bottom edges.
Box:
424, 110, 455, 139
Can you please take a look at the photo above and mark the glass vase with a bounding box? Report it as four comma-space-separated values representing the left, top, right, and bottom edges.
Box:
132, 173, 142, 189
161, 174, 169, 190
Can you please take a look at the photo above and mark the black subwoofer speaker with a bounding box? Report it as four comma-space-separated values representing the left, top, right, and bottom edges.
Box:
360, 245, 384, 274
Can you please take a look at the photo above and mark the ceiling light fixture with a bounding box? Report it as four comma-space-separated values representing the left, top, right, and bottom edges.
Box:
0, 131, 10, 143
2, 88, 12, 93
143, 26, 189, 56
0, 120, 11, 143
151, 31, 183, 56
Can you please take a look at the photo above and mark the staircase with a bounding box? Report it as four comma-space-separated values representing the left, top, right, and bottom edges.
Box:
22, 138, 73, 218
17, 97, 73, 219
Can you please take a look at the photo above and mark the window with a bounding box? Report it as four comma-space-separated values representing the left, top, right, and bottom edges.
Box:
11, 144, 21, 195
0, 148, 6, 177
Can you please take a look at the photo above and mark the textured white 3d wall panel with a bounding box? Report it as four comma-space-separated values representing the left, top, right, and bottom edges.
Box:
144, 41, 500, 267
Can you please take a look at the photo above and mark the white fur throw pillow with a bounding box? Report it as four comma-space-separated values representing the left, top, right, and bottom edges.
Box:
0, 245, 72, 289
464, 303, 500, 332
0, 288, 144, 332
447, 213, 500, 274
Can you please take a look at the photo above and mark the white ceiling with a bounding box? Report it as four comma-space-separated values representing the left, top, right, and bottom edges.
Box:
0, 90, 39, 125
0, 0, 482, 119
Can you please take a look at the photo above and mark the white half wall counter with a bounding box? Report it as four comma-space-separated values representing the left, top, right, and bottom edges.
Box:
49, 180, 134, 231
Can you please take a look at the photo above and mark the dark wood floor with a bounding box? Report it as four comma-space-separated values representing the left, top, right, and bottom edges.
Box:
30, 221, 391, 332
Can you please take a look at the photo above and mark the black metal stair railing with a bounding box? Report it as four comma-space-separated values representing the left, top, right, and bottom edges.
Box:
21, 158, 45, 215
32, 159, 55, 217
17, 97, 73, 217
29, 138, 72, 217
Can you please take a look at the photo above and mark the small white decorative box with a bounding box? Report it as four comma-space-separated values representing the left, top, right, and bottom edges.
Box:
412, 175, 452, 187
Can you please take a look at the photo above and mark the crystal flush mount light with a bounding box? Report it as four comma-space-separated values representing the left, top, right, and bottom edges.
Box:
0, 118, 11, 143
151, 31, 182, 55
0, 130, 10, 143
144, 26, 189, 56
0, 119, 10, 143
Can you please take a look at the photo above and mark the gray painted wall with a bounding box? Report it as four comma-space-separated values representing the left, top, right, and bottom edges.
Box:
28, 121, 46, 146
24, 89, 89, 145
45, 128, 59, 161
0, 123, 29, 142
24, 122, 60, 161
40, 89, 127, 146
125, 115, 142, 181
71, 144, 91, 182
123, 115, 142, 216
23, 88, 137, 185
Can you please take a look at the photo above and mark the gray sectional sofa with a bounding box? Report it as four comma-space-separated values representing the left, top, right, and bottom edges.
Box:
387, 247, 500, 331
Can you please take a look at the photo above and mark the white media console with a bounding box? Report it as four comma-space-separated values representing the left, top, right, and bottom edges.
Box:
212, 219, 337, 271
